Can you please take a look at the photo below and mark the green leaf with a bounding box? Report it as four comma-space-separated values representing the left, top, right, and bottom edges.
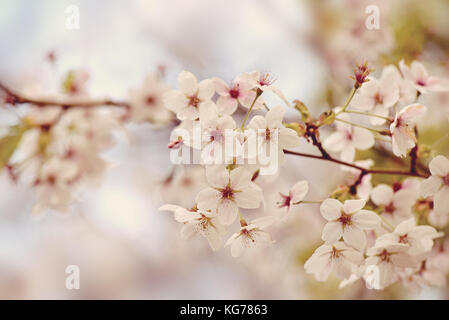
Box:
0, 124, 27, 170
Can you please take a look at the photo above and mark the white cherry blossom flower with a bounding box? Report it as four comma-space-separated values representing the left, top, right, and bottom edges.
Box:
224, 216, 276, 258
199, 104, 239, 164
421, 155, 449, 215
276, 180, 309, 213
304, 241, 364, 281
239, 71, 290, 106
213, 76, 257, 115
376, 218, 442, 256
163, 71, 215, 120
159, 204, 225, 251
350, 65, 399, 125
399, 60, 449, 94
128, 74, 172, 123
364, 242, 416, 290
390, 103, 427, 157
245, 105, 301, 164
195, 166, 262, 225
370, 183, 417, 226
32, 157, 78, 215
320, 198, 380, 251
324, 114, 374, 162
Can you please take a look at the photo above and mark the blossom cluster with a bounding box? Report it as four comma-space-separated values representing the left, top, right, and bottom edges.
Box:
1, 58, 449, 292
158, 62, 449, 291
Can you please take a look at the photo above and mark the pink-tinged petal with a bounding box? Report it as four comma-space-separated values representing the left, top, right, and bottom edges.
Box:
233, 76, 254, 92
197, 79, 215, 100
332, 259, 352, 280
177, 106, 199, 120
391, 253, 416, 268
248, 115, 267, 130
320, 198, 343, 220
342, 248, 364, 265
340, 145, 356, 163
205, 226, 222, 251
279, 128, 301, 148
217, 199, 238, 225
429, 155, 449, 177
178, 71, 198, 95
230, 236, 246, 258
410, 61, 428, 81
323, 132, 346, 152
290, 180, 309, 203
398, 103, 427, 125
229, 167, 251, 190
353, 210, 381, 229
180, 223, 197, 240
399, 60, 414, 81
434, 186, 449, 214
213, 77, 230, 96
343, 226, 366, 251
196, 187, 221, 211
391, 127, 415, 157
205, 165, 229, 188
352, 127, 375, 150
371, 184, 394, 206
216, 95, 238, 115
162, 90, 188, 113
234, 186, 261, 209
369, 105, 389, 126
322, 221, 343, 243
394, 217, 416, 235
425, 77, 449, 92
239, 90, 257, 108
343, 199, 367, 214
420, 176, 443, 197
265, 105, 285, 128
393, 189, 416, 210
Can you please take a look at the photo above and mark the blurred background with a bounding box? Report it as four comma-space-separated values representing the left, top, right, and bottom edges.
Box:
0, 0, 449, 299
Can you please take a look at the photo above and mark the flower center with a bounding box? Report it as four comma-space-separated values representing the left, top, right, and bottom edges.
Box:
374, 92, 384, 105
47, 175, 56, 185
229, 88, 240, 99
416, 79, 426, 86
338, 212, 352, 226
443, 174, 449, 186
277, 192, 291, 208
331, 246, 342, 259
265, 128, 271, 140
392, 181, 402, 192
385, 202, 395, 214
145, 95, 156, 106
221, 185, 234, 199
188, 95, 200, 108
399, 234, 409, 244
378, 249, 391, 262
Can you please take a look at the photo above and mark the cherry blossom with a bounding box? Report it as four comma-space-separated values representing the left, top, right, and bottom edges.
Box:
32, 156, 78, 215
163, 71, 215, 120
195, 166, 262, 225
159, 204, 225, 251
350, 65, 399, 125
376, 218, 442, 256
370, 183, 417, 226
324, 114, 374, 162
320, 198, 380, 251
213, 76, 257, 115
399, 60, 449, 94
245, 105, 301, 164
421, 155, 449, 215
304, 241, 364, 281
239, 71, 290, 106
128, 74, 173, 123
390, 103, 427, 157
364, 241, 416, 290
276, 180, 309, 213
224, 216, 276, 258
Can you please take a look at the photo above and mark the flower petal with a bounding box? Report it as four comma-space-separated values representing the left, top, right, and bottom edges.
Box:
343, 226, 366, 251
343, 198, 367, 214
322, 221, 343, 244
290, 180, 309, 203
429, 155, 449, 177
178, 71, 198, 96
320, 198, 343, 221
